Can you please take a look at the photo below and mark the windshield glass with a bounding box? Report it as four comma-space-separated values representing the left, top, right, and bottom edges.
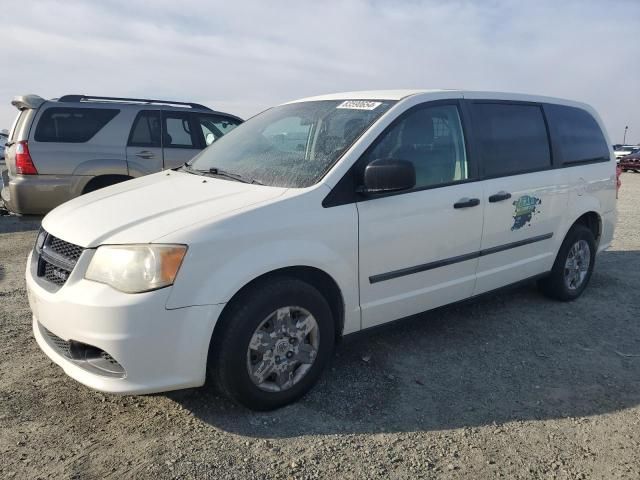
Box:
188, 100, 395, 187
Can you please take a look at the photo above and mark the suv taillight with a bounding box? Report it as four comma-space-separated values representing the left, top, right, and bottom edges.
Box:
15, 141, 38, 175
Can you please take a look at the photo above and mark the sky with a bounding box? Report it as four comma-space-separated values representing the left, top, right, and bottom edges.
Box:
1, 0, 639, 143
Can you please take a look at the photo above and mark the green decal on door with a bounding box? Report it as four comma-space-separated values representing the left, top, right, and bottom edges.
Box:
511, 195, 541, 230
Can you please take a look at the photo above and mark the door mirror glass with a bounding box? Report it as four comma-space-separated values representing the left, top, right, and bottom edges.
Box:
361, 158, 416, 194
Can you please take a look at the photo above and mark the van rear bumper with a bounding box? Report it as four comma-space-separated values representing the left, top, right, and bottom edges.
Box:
1, 173, 82, 215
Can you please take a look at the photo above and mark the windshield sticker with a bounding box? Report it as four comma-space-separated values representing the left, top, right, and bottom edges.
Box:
336, 100, 382, 110
511, 195, 541, 230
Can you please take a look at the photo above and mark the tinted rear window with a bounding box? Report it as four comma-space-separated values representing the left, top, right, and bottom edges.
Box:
545, 105, 609, 164
34, 107, 119, 143
128, 110, 161, 147
472, 103, 551, 177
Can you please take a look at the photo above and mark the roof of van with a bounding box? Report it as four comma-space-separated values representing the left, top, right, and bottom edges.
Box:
285, 90, 592, 110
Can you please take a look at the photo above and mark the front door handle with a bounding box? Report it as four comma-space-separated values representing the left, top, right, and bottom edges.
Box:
488, 191, 512, 203
453, 197, 480, 209
135, 150, 155, 159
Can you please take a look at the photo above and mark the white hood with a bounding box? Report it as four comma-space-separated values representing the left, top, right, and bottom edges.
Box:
42, 171, 288, 247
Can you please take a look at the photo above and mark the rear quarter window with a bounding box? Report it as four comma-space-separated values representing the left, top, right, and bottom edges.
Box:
9, 109, 29, 141
471, 103, 551, 177
34, 107, 119, 143
545, 105, 609, 164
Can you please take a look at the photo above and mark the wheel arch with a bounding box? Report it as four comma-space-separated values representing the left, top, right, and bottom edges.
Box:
213, 266, 346, 344
81, 174, 133, 194
571, 211, 602, 245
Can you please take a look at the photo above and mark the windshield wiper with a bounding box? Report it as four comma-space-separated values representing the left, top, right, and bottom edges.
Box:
206, 167, 253, 184
180, 163, 263, 185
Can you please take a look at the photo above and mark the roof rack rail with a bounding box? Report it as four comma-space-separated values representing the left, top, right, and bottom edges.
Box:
57, 95, 212, 111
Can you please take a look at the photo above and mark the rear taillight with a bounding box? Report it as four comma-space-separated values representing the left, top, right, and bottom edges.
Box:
616, 165, 622, 198
15, 140, 38, 175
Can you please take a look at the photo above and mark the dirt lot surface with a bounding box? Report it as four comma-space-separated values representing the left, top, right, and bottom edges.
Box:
1, 175, 639, 480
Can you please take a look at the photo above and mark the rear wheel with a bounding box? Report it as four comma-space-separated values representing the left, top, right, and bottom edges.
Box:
208, 277, 335, 410
538, 224, 596, 301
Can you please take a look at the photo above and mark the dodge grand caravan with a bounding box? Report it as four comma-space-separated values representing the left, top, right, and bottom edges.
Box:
27, 90, 616, 410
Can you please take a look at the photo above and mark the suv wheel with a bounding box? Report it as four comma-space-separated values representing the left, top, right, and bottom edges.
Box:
208, 277, 335, 410
538, 224, 596, 301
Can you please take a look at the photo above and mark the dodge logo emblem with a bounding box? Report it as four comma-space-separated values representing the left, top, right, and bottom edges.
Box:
52, 269, 68, 281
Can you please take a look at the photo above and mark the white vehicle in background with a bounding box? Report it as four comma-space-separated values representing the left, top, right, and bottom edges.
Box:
27, 90, 617, 410
614, 145, 639, 160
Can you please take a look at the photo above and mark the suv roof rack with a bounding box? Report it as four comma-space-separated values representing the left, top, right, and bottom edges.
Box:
57, 95, 212, 111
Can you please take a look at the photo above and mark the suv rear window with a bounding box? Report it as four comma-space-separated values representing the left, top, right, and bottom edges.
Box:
472, 103, 551, 177
34, 107, 119, 143
545, 105, 609, 164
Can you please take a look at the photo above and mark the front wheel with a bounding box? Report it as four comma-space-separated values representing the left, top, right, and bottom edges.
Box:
208, 277, 335, 410
538, 224, 596, 301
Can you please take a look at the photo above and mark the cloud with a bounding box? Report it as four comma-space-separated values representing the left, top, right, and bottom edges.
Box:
1, 0, 638, 142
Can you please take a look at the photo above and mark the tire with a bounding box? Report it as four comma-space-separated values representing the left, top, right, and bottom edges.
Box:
537, 224, 596, 301
207, 276, 335, 410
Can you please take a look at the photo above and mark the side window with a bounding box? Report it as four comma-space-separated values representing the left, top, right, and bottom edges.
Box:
196, 114, 241, 146
363, 104, 468, 188
128, 110, 161, 147
34, 108, 119, 143
472, 103, 551, 177
545, 105, 609, 164
163, 112, 197, 148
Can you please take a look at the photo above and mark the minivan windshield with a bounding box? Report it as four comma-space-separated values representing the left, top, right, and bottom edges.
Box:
187, 100, 395, 188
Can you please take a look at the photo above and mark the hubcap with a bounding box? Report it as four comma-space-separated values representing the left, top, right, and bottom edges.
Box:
564, 239, 591, 291
246, 306, 320, 392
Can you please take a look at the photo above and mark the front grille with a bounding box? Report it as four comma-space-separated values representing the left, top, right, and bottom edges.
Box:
35, 230, 84, 288
48, 236, 84, 262
43, 262, 68, 286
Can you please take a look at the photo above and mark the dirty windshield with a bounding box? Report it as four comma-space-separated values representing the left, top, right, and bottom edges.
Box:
187, 100, 395, 187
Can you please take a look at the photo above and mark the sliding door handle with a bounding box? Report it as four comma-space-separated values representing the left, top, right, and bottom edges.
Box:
453, 198, 480, 209
488, 191, 512, 203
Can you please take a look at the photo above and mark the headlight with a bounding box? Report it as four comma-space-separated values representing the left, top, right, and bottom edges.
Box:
85, 244, 187, 293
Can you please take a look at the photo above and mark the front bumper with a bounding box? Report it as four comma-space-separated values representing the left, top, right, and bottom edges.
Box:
26, 250, 224, 394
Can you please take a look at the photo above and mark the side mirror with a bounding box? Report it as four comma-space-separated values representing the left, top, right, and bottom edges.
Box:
361, 158, 416, 194
205, 133, 216, 145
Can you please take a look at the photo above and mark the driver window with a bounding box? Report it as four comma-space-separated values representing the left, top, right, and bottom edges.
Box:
196, 114, 241, 146
364, 105, 468, 188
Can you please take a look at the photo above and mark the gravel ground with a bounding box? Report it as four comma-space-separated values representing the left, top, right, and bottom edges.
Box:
1, 174, 639, 479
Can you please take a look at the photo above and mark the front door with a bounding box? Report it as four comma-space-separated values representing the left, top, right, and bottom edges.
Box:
126, 110, 163, 175
161, 111, 201, 169
469, 101, 569, 295
357, 101, 484, 329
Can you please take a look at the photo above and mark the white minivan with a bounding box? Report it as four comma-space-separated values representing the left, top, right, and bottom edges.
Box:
27, 90, 617, 410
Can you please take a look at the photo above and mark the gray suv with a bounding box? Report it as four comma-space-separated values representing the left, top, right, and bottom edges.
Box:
1, 94, 242, 215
